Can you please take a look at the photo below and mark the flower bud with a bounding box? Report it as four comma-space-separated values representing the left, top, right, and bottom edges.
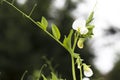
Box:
77, 38, 85, 49
83, 64, 93, 77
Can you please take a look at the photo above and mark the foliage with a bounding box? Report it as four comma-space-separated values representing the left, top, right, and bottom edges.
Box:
0, 0, 95, 80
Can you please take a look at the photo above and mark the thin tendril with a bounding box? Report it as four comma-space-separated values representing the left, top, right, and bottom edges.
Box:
21, 70, 28, 80
29, 3, 37, 17
2, 1, 87, 80
39, 64, 47, 78
12, 0, 15, 4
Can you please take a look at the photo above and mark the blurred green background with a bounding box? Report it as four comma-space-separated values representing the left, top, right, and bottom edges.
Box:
0, 0, 120, 80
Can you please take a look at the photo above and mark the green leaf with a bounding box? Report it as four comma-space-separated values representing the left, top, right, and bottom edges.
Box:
52, 23, 61, 40
86, 11, 94, 25
42, 74, 47, 80
36, 17, 48, 30
63, 30, 73, 51
41, 16, 48, 30
51, 72, 58, 80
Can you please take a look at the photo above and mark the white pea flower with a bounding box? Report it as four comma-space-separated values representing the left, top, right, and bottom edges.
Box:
83, 64, 93, 77
72, 18, 88, 34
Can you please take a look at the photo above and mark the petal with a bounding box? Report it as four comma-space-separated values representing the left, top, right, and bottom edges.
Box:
77, 64, 80, 69
80, 27, 88, 34
84, 68, 93, 77
72, 18, 86, 31
83, 77, 90, 80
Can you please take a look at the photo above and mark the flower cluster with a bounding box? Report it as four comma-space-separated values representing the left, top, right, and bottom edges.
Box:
76, 56, 93, 78
72, 12, 94, 49
83, 63, 93, 77
73, 12, 94, 80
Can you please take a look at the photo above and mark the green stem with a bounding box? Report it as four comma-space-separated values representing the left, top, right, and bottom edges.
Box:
29, 3, 37, 17
39, 64, 47, 78
3, 1, 81, 80
3, 0, 67, 51
11, 0, 15, 4
79, 65, 82, 80
21, 70, 28, 80
72, 31, 79, 51
70, 32, 79, 80
71, 56, 76, 80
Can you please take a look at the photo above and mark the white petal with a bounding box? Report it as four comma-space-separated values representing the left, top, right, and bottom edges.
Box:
80, 27, 88, 34
77, 65, 80, 69
83, 77, 90, 80
84, 68, 93, 77
72, 18, 86, 30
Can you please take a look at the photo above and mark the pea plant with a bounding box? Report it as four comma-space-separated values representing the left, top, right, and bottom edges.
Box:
1, 0, 95, 80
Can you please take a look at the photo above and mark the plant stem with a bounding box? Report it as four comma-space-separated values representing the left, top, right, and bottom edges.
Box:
3, 0, 67, 51
70, 32, 79, 80
71, 56, 76, 80
3, 1, 82, 80
21, 70, 28, 80
72, 31, 79, 51
29, 3, 37, 17
79, 65, 82, 80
